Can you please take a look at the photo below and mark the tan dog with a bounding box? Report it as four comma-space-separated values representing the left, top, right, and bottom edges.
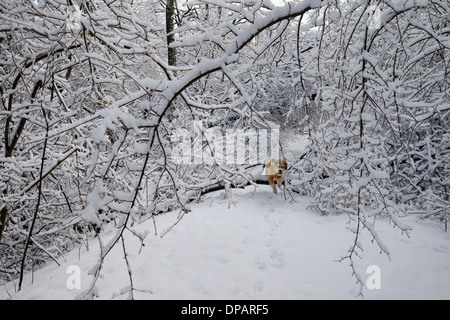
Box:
264, 158, 288, 194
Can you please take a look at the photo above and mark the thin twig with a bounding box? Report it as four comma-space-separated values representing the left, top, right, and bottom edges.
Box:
18, 103, 49, 291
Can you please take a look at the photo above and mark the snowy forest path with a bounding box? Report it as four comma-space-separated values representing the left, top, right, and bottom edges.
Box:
246, 191, 289, 296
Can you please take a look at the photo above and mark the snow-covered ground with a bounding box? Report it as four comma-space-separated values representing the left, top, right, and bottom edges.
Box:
2, 185, 449, 300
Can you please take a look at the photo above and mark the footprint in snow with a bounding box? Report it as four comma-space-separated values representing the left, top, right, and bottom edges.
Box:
255, 257, 267, 271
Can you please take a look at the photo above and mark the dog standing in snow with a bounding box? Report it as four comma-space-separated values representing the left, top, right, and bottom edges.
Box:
264, 158, 288, 194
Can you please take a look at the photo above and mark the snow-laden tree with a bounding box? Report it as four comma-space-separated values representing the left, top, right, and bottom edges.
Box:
0, 0, 163, 287
1, 0, 447, 299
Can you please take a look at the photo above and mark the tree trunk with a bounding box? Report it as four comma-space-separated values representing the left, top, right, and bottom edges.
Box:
166, 0, 176, 66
